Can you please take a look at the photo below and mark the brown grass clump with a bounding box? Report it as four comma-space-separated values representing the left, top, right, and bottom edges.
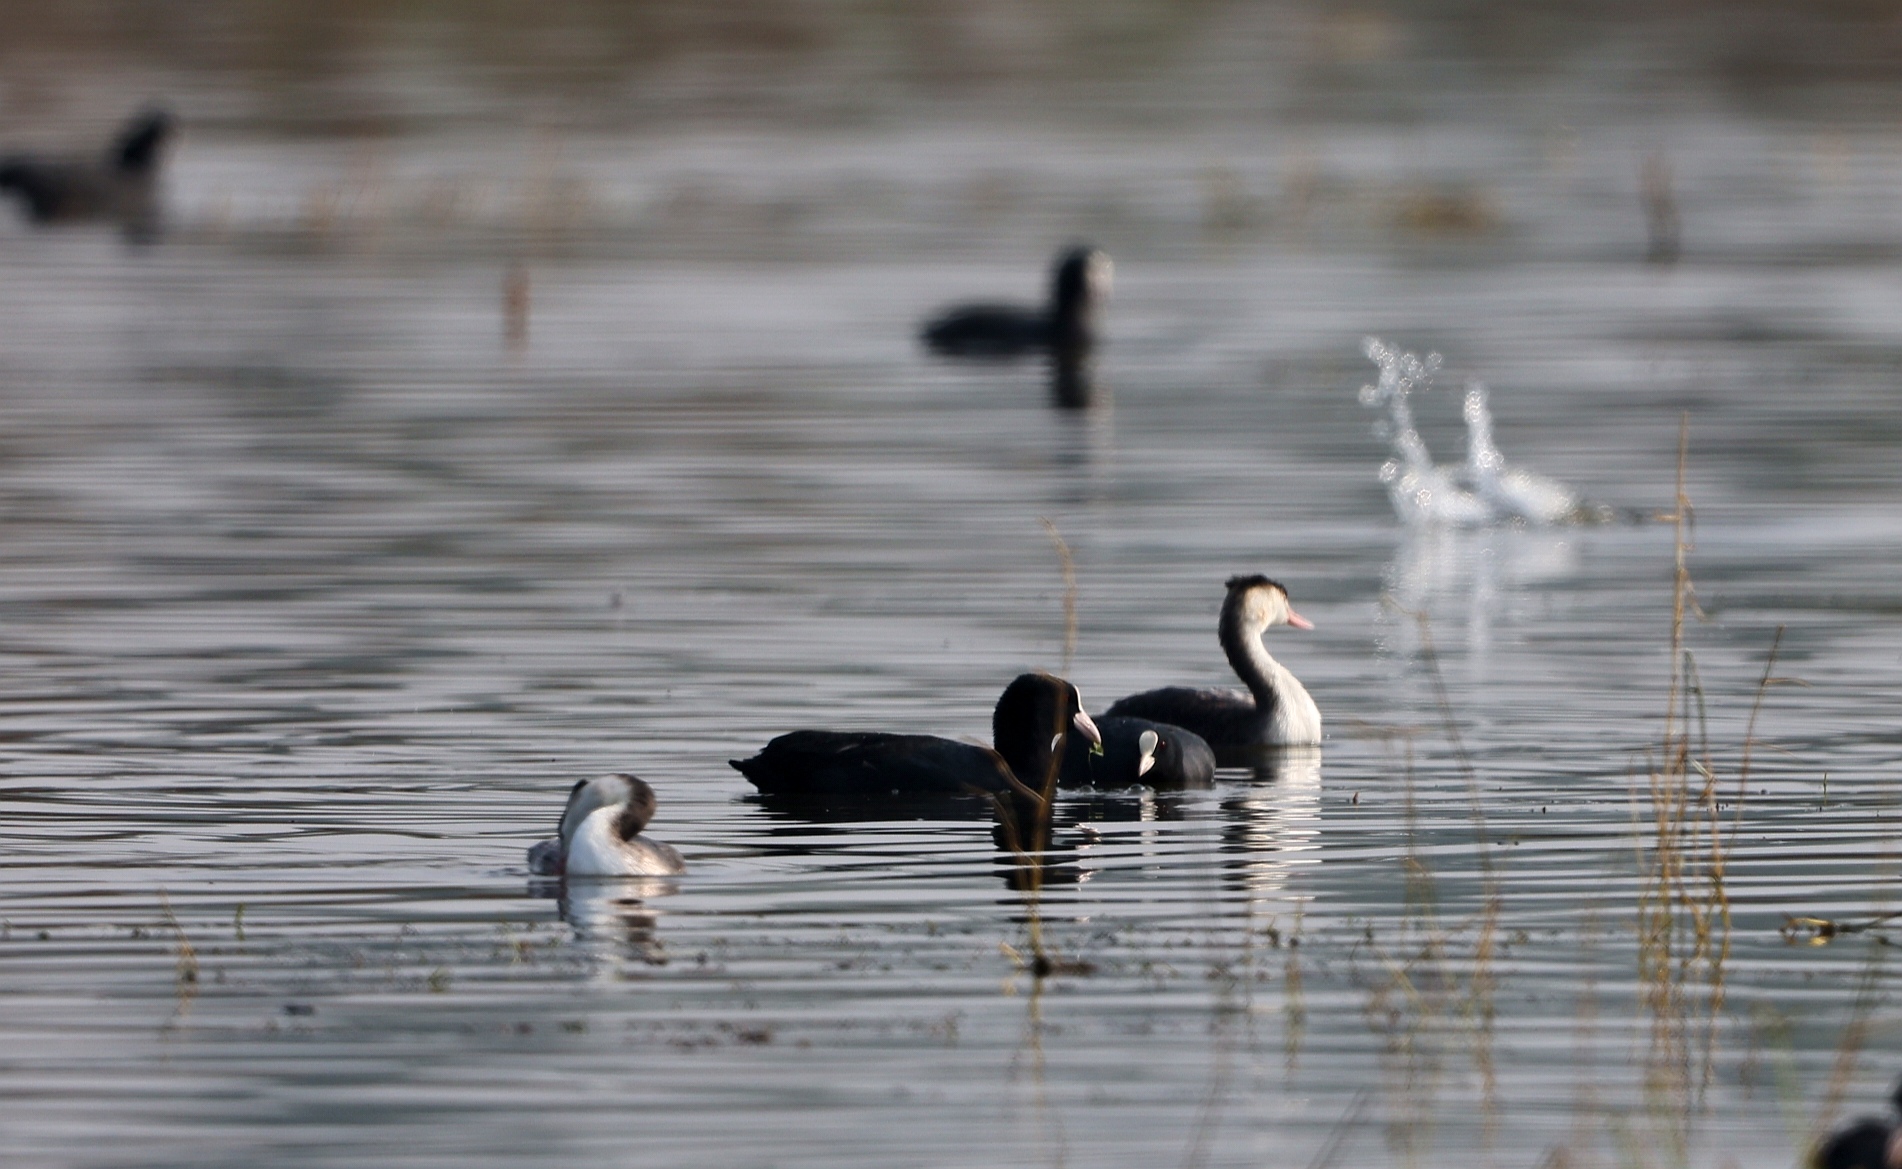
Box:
1395, 187, 1499, 234
1625, 417, 1791, 1162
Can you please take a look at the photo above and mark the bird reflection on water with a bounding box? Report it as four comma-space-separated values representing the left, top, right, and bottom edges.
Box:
747, 785, 1097, 891
920, 246, 1111, 411
747, 749, 1322, 897
1217, 746, 1323, 901
1381, 526, 1582, 666
528, 874, 676, 964
1050, 347, 1098, 410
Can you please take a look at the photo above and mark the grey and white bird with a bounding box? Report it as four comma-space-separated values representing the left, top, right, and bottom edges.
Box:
527, 774, 686, 879
1104, 575, 1320, 765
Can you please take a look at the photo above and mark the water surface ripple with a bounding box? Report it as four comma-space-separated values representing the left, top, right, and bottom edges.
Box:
2, 117, 1901, 1168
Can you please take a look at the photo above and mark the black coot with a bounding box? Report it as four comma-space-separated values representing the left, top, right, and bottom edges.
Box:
1104, 575, 1321, 766
1062, 716, 1215, 788
921, 246, 1111, 360
0, 109, 172, 234
731, 672, 1102, 799
1814, 1078, 1902, 1168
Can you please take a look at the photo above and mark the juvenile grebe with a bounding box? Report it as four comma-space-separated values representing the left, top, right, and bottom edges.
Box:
526, 774, 686, 878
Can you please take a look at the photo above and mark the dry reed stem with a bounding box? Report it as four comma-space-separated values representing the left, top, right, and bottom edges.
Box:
1384, 601, 1502, 1137
1354, 719, 1501, 1161
1807, 949, 1885, 1152
1003, 974, 1070, 1167
1787, 782, 1896, 1155
1643, 151, 1682, 265
1404, 602, 1502, 1138
1039, 518, 1079, 679
1544, 910, 1605, 1166
1633, 414, 1788, 1156
159, 890, 198, 991
1181, 967, 1240, 1169
1304, 1089, 1372, 1169
157, 890, 200, 1037
990, 800, 1068, 971
503, 260, 530, 352
1731, 626, 1785, 852
993, 523, 1089, 980
1182, 858, 1271, 1169
1636, 416, 1706, 1137
1285, 910, 1307, 1069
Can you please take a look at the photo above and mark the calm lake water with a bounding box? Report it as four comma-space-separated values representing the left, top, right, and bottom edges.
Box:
5, 17, 1902, 1166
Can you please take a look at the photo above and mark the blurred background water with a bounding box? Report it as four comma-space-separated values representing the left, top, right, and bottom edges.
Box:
4, 3, 1902, 1166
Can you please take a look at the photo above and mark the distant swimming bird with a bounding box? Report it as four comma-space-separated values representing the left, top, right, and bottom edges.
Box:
921, 245, 1112, 360
526, 773, 686, 878
731, 672, 1102, 800
1814, 1080, 1902, 1169
0, 108, 172, 233
1104, 575, 1320, 763
1063, 716, 1215, 788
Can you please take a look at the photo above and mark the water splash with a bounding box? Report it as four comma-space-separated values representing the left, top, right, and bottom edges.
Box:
1359, 337, 1590, 527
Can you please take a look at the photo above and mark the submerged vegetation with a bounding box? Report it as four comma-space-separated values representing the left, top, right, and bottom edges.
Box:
1636, 420, 1737, 1141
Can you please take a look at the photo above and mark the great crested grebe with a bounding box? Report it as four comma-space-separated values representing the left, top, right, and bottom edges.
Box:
1104, 575, 1320, 764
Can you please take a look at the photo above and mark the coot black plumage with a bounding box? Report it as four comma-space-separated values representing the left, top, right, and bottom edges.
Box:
1062, 716, 1215, 788
1814, 1079, 1902, 1169
0, 108, 172, 232
921, 246, 1111, 359
731, 672, 1101, 799
1104, 575, 1321, 766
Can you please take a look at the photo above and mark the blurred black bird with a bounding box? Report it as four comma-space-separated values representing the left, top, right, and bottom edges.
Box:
0, 108, 173, 235
921, 245, 1111, 360
1814, 1079, 1902, 1169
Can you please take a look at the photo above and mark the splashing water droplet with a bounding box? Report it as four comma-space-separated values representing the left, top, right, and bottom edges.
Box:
1358, 339, 1585, 527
